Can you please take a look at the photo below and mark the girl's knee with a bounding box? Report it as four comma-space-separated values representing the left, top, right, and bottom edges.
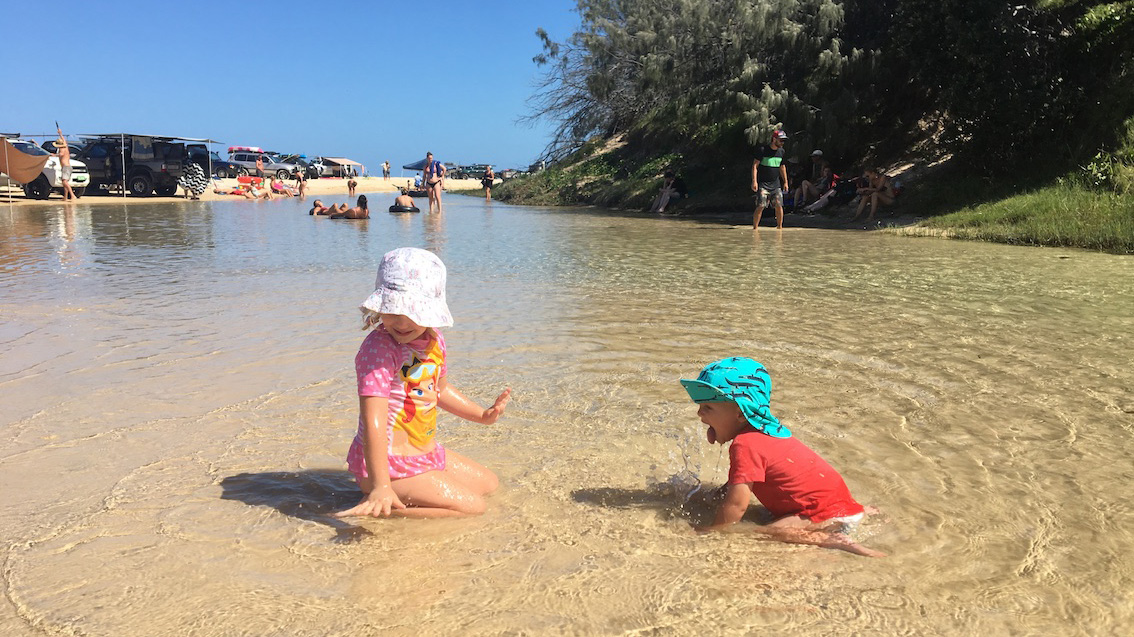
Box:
481, 470, 500, 496
453, 493, 487, 516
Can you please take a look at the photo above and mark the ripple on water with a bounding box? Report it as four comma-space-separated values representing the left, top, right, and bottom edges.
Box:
1, 199, 1133, 635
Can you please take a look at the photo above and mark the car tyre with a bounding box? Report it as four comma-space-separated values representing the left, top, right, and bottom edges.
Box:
155, 183, 177, 197
23, 174, 51, 200
276, 169, 291, 180
214, 166, 230, 179
73, 187, 85, 198
128, 173, 154, 196
236, 166, 249, 177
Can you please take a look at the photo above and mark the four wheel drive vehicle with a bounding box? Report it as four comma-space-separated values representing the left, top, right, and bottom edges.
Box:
186, 145, 243, 178
76, 135, 186, 196
41, 140, 86, 156
309, 157, 331, 177
450, 163, 492, 179
0, 137, 90, 199
227, 148, 301, 180
277, 154, 320, 179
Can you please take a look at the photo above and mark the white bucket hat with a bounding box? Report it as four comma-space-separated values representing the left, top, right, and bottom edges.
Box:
360, 247, 453, 328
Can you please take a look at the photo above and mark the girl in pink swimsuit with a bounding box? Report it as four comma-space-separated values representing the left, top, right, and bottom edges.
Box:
336, 247, 512, 519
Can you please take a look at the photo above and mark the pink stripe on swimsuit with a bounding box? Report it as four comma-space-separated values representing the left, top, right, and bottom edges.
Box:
346, 438, 446, 479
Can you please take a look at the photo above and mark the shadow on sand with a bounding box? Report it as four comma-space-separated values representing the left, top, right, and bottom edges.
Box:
570, 484, 728, 527
219, 469, 373, 543
571, 483, 778, 527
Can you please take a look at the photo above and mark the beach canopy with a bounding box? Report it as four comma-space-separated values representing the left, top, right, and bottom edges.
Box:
321, 157, 363, 167
1, 137, 51, 183
402, 158, 428, 171
79, 134, 223, 144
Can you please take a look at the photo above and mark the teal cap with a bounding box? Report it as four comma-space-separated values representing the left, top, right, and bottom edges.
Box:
680, 357, 791, 438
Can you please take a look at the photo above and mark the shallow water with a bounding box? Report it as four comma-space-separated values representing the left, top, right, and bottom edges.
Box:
1, 195, 1132, 636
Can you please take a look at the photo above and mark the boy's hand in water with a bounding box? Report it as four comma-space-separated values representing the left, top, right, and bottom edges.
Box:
335, 483, 405, 518
479, 388, 512, 425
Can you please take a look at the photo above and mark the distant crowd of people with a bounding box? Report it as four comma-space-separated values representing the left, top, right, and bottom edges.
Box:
647, 130, 904, 229
751, 129, 903, 228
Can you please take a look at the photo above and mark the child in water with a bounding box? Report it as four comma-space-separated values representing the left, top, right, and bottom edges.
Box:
336, 247, 511, 518
681, 357, 885, 557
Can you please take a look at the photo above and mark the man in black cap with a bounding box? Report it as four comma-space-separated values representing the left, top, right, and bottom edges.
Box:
752, 130, 789, 229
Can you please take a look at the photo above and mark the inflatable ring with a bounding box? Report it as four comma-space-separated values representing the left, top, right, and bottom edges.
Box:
389, 205, 420, 213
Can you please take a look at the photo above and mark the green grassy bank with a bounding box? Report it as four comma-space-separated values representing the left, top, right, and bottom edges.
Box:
482, 140, 1134, 254
892, 184, 1134, 253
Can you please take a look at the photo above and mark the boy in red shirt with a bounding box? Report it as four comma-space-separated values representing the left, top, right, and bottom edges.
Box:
681, 357, 885, 557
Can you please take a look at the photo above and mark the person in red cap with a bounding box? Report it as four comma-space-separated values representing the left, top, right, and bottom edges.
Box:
752, 130, 789, 229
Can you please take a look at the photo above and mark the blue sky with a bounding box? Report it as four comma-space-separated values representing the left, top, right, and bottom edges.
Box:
4, 1, 578, 174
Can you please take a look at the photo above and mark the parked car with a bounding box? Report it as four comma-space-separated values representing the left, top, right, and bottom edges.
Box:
0, 137, 90, 199
228, 147, 300, 180
451, 163, 492, 179
41, 139, 86, 156
498, 168, 518, 180
187, 145, 243, 178
310, 157, 336, 178
277, 154, 320, 179
76, 135, 185, 196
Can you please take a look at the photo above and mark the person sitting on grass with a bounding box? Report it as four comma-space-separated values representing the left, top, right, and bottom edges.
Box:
330, 194, 370, 219
851, 168, 896, 222
681, 357, 885, 558
649, 170, 688, 213
794, 150, 833, 210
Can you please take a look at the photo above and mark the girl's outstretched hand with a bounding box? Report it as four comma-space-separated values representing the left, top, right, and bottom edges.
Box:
480, 388, 512, 425
335, 484, 405, 518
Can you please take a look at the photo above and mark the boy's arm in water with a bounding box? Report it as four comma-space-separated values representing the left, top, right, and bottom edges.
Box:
436, 376, 511, 425
695, 482, 752, 533
335, 395, 405, 518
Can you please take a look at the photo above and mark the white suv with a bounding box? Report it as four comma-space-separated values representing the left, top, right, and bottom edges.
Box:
0, 138, 90, 199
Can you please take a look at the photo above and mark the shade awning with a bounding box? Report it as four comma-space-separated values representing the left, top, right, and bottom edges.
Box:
321, 157, 363, 166
402, 158, 428, 171
1, 138, 51, 183
79, 134, 223, 143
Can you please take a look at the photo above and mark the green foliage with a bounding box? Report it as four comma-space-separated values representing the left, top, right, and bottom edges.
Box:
529, 0, 1134, 178
911, 184, 1134, 253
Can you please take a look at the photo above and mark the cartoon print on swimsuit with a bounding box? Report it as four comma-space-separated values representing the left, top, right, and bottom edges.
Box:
393, 338, 443, 445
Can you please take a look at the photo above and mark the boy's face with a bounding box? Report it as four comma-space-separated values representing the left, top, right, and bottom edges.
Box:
696, 401, 749, 445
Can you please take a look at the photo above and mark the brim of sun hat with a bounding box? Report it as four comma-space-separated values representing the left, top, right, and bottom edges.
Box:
680, 379, 729, 403
359, 288, 453, 328
680, 378, 792, 438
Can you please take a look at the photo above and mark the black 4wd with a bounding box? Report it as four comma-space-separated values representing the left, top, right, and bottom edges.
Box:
77, 135, 186, 196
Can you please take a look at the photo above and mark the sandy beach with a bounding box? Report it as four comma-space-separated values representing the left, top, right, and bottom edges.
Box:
0, 176, 491, 207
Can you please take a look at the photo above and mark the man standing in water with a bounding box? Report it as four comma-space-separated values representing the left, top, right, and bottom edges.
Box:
752, 130, 789, 229
423, 151, 445, 213
54, 126, 76, 201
